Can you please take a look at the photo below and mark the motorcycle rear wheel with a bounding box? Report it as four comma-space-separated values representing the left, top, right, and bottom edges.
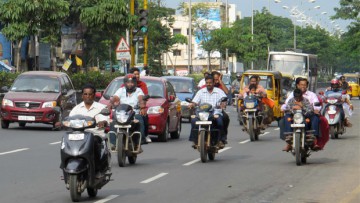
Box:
199, 131, 208, 163
295, 132, 302, 166
117, 133, 126, 167
128, 155, 137, 164
87, 187, 98, 198
330, 126, 337, 139
208, 151, 215, 160
248, 118, 255, 142
69, 174, 81, 202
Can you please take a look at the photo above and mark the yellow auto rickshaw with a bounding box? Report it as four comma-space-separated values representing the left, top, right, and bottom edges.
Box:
343, 73, 360, 99
238, 70, 294, 124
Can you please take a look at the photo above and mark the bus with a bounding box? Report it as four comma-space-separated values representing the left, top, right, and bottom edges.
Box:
267, 51, 318, 92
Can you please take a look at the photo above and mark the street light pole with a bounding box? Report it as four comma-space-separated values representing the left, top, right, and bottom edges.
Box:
188, 0, 192, 74
251, 0, 254, 70
225, 0, 229, 73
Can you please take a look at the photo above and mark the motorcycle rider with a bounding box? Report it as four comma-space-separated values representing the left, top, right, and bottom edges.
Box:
325, 79, 353, 127
240, 75, 267, 98
198, 71, 210, 88
120, 68, 151, 143
231, 73, 242, 101
110, 74, 147, 148
282, 88, 315, 151
189, 75, 228, 148
68, 83, 110, 176
281, 77, 321, 141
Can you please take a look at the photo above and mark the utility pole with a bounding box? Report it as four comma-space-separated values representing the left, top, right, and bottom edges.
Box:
251, 0, 254, 70
144, 0, 148, 67
188, 0, 192, 74
130, 0, 135, 67
225, 0, 229, 73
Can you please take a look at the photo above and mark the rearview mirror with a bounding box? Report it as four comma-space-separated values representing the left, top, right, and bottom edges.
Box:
185, 97, 192, 103
314, 102, 321, 107
53, 106, 61, 113
143, 95, 150, 101
169, 95, 175, 102
61, 89, 68, 95
1, 86, 9, 93
220, 97, 228, 102
100, 108, 110, 116
95, 91, 103, 99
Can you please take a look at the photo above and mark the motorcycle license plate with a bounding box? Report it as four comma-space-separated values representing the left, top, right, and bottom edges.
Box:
244, 109, 257, 112
291, 124, 305, 127
68, 133, 85, 140
18, 116, 35, 121
196, 121, 212, 125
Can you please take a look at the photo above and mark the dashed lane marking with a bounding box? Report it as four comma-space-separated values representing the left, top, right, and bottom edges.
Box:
94, 195, 119, 203
140, 173, 168, 184
0, 148, 29, 156
183, 147, 232, 166
49, 141, 61, 145
274, 128, 280, 130
239, 132, 269, 144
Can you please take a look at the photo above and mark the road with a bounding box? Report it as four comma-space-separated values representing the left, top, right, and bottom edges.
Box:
0, 100, 359, 203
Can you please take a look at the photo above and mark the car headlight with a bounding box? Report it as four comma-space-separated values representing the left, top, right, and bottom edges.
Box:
293, 113, 304, 124
42, 101, 57, 108
199, 112, 210, 121
181, 101, 189, 106
245, 102, 255, 109
116, 111, 129, 123
2, 99, 14, 107
147, 106, 164, 114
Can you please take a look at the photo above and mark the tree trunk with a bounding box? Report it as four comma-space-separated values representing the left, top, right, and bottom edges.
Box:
15, 40, 23, 72
207, 51, 211, 71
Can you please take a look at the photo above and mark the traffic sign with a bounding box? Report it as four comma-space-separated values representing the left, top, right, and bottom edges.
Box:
116, 37, 130, 52
116, 51, 131, 60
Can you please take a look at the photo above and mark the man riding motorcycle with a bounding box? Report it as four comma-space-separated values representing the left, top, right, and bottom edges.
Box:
189, 75, 228, 148
110, 74, 147, 146
324, 79, 353, 127
231, 73, 242, 98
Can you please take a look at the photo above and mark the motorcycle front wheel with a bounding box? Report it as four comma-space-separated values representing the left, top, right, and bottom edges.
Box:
87, 187, 98, 198
69, 174, 81, 202
248, 118, 255, 142
117, 133, 127, 167
294, 132, 302, 166
199, 131, 208, 163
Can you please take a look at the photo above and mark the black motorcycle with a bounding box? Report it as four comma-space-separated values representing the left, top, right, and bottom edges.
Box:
59, 107, 112, 202
239, 94, 264, 141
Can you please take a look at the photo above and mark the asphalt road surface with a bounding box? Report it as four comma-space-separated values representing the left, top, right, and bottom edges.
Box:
0, 100, 359, 203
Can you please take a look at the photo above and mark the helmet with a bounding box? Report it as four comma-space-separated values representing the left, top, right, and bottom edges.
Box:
123, 74, 137, 93
236, 73, 242, 78
330, 79, 340, 89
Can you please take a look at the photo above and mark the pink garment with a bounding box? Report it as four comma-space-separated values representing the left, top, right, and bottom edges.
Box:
242, 84, 267, 97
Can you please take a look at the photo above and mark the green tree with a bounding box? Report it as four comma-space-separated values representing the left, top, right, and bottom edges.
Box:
0, 0, 69, 72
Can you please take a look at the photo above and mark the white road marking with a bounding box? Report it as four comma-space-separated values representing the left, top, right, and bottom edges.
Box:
183, 147, 232, 166
274, 128, 280, 130
94, 195, 119, 203
49, 141, 61, 145
140, 173, 168, 184
239, 132, 269, 144
0, 148, 29, 156
260, 132, 270, 136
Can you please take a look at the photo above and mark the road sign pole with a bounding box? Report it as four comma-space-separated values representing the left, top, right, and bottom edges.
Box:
144, 0, 148, 67
130, 0, 135, 67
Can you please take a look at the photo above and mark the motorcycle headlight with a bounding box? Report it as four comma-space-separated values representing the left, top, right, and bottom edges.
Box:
198, 112, 210, 121
42, 101, 57, 108
181, 101, 189, 106
63, 119, 93, 128
293, 113, 304, 124
245, 102, 255, 109
147, 106, 164, 114
327, 99, 337, 104
116, 111, 129, 123
2, 99, 14, 107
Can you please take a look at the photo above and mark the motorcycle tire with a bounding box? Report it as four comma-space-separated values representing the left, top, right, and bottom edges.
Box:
87, 187, 98, 198
128, 155, 137, 164
248, 118, 255, 142
330, 126, 337, 139
295, 132, 302, 166
69, 174, 81, 202
208, 151, 215, 161
117, 133, 126, 167
301, 153, 307, 164
199, 131, 208, 163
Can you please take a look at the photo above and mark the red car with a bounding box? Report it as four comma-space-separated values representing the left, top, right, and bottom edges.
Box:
1, 71, 77, 129
97, 76, 182, 142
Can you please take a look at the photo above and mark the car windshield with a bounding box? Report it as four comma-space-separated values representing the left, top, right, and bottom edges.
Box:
10, 75, 60, 93
166, 79, 193, 93
103, 78, 165, 99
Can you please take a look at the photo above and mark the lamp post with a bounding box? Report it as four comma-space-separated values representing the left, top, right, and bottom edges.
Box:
251, 0, 254, 69
188, 0, 192, 74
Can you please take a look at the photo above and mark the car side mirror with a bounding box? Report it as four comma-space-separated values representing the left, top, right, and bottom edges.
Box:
220, 97, 228, 102
95, 91, 103, 99
314, 102, 321, 107
100, 108, 110, 116
169, 95, 175, 102
185, 97, 192, 103
61, 89, 68, 95
53, 106, 61, 113
143, 95, 150, 101
1, 86, 9, 93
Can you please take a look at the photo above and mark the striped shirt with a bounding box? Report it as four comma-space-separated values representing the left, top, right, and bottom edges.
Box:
192, 87, 227, 107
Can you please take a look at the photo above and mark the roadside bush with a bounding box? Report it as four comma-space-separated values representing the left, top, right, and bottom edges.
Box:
0, 72, 20, 88
70, 71, 124, 90
187, 74, 203, 84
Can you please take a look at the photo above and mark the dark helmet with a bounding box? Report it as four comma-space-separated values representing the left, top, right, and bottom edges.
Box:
330, 79, 340, 89
124, 74, 137, 93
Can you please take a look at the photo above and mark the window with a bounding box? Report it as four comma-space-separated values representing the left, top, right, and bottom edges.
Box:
173, 50, 181, 56
173, 28, 181, 35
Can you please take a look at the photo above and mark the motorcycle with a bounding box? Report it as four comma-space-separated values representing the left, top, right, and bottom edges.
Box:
238, 94, 264, 141
322, 90, 345, 139
283, 108, 319, 166
109, 95, 149, 167
59, 107, 112, 202
186, 97, 228, 163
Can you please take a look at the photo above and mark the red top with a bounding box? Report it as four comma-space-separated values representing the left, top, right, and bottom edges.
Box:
121, 80, 148, 95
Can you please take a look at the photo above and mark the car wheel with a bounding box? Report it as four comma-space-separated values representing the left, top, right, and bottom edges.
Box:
159, 120, 169, 142
53, 109, 63, 131
1, 120, 9, 129
170, 119, 181, 139
19, 122, 26, 127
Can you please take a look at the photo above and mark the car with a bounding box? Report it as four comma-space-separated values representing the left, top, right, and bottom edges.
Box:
161, 76, 197, 122
0, 71, 77, 129
97, 76, 182, 142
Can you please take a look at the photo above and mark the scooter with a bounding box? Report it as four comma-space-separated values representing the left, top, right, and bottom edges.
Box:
322, 90, 346, 139
186, 97, 228, 163
59, 107, 112, 202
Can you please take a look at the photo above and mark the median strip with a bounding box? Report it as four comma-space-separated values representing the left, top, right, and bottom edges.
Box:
140, 173, 168, 184
0, 148, 29, 156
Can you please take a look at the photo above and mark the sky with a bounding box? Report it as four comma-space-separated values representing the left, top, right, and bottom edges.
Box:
161, 0, 350, 33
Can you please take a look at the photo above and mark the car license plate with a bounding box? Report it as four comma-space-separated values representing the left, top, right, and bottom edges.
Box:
68, 134, 85, 141
18, 116, 35, 121
291, 124, 305, 127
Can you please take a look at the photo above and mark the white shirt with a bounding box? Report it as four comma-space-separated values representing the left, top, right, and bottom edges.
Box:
281, 90, 321, 111
69, 101, 108, 124
192, 87, 227, 107
198, 78, 206, 88
113, 87, 144, 108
